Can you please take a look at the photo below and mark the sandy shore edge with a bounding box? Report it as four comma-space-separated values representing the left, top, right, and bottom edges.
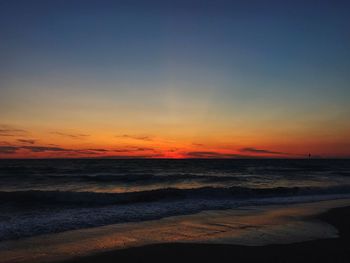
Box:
63, 204, 350, 263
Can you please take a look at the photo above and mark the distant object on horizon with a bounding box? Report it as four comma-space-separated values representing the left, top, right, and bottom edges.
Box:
309, 153, 311, 159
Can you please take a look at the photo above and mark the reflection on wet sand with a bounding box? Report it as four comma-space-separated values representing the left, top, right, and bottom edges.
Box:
1, 199, 350, 263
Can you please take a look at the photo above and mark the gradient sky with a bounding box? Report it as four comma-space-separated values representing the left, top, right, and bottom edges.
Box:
1, 0, 350, 158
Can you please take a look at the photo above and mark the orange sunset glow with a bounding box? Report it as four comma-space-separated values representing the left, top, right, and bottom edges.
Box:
1, 0, 349, 159
2, 2, 350, 263
1, 121, 349, 158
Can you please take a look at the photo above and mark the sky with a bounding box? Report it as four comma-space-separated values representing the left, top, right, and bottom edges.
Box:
0, 0, 349, 158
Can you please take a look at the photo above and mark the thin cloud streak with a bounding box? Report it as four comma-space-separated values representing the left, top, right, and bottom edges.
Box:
116, 135, 153, 141
185, 151, 250, 159
0, 144, 156, 157
0, 125, 27, 137
17, 139, 36, 144
113, 147, 155, 153
0, 146, 18, 154
240, 147, 289, 155
51, 132, 89, 139
21, 146, 69, 152
87, 149, 108, 152
97, 154, 163, 159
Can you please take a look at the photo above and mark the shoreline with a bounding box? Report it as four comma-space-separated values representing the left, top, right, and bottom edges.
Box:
63, 204, 350, 263
1, 198, 350, 263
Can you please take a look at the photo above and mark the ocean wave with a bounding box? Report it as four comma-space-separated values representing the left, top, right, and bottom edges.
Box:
2, 185, 350, 207
1, 159, 350, 241
1, 185, 350, 241
0, 172, 252, 182
1, 192, 350, 241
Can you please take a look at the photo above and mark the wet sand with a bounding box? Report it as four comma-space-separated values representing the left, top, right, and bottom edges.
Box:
64, 204, 350, 263
1, 199, 350, 263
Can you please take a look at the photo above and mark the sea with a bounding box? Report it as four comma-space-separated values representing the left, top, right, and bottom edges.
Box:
1, 159, 350, 242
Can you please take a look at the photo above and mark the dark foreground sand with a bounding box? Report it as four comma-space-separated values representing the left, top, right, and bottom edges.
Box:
63, 206, 350, 263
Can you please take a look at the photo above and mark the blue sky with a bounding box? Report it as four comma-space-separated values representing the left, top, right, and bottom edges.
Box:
0, 0, 349, 158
